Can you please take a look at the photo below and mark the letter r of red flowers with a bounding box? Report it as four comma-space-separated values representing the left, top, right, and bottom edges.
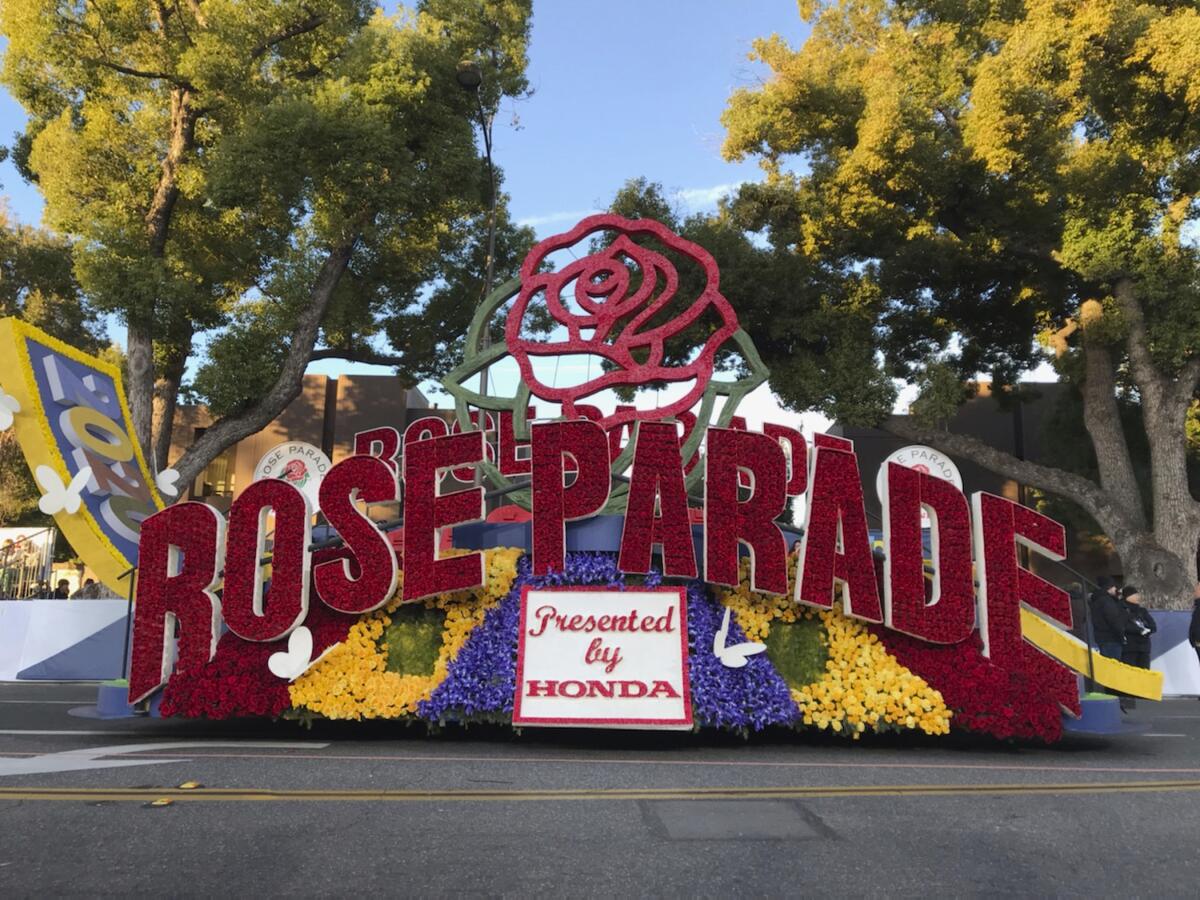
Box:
128, 502, 225, 704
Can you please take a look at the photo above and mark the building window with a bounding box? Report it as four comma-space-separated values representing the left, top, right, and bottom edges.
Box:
191, 428, 236, 499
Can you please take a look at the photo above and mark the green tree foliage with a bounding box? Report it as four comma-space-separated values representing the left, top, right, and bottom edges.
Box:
720, 1, 1200, 606
1, 0, 533, 485
0, 209, 109, 526
0, 208, 106, 353
602, 178, 893, 420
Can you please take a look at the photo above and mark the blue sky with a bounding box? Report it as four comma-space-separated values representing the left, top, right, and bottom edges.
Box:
497, 2, 809, 234
0, 3, 831, 446
1, 2, 812, 229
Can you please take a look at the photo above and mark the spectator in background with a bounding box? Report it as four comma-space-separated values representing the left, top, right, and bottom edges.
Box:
70, 578, 96, 599
1089, 576, 1125, 661
1189, 584, 1200, 697
52, 579, 71, 599
1119, 585, 1156, 713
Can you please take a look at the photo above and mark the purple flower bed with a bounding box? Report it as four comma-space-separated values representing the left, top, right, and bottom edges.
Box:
684, 579, 798, 731
420, 552, 798, 732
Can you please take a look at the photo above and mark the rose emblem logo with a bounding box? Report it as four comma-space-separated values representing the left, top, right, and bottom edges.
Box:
505, 215, 740, 433
280, 459, 310, 489
441, 213, 769, 512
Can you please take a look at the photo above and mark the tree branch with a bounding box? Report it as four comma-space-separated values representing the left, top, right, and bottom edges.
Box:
881, 416, 1139, 544
171, 237, 359, 489
309, 347, 405, 368
1170, 355, 1200, 409
1114, 277, 1169, 410
82, 56, 189, 86
249, 12, 327, 61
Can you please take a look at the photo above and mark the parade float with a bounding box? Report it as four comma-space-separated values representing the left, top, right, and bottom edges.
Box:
0, 215, 1164, 740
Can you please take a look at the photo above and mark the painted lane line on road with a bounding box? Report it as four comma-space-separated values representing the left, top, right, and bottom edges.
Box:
106, 750, 1200, 776
1, 780, 1198, 803
0, 700, 97, 704
0, 729, 149, 736
0, 741, 331, 777
1141, 733, 1187, 738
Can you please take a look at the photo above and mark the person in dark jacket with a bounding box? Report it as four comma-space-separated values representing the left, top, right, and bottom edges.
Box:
1089, 575, 1125, 661
1119, 585, 1157, 712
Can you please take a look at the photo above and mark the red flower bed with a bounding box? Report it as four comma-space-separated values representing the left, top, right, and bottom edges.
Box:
873, 626, 1076, 743
161, 549, 360, 719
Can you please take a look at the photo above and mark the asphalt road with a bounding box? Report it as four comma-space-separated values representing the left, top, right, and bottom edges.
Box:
0, 683, 1198, 897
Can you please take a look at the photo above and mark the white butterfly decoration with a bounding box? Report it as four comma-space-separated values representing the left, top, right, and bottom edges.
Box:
267, 626, 338, 682
0, 389, 19, 431
155, 467, 181, 497
712, 606, 768, 669
35, 465, 93, 516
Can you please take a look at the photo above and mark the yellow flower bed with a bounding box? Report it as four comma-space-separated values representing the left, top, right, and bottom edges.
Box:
288, 547, 522, 720
715, 558, 951, 738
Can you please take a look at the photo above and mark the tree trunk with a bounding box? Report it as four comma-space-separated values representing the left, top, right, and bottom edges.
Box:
131, 86, 197, 463
151, 327, 192, 475
884, 418, 1199, 609
1112, 278, 1200, 608
1077, 300, 1145, 529
125, 317, 156, 463
170, 238, 358, 488
1112, 529, 1198, 611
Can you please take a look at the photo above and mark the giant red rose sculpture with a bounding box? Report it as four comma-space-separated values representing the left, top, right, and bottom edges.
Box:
441, 213, 768, 513
505, 215, 740, 433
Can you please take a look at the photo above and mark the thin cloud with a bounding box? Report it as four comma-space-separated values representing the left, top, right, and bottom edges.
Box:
516, 208, 601, 228
674, 182, 740, 208
517, 181, 745, 229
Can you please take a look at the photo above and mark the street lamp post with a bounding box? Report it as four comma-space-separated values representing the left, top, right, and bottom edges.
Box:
456, 59, 498, 392
457, 60, 498, 500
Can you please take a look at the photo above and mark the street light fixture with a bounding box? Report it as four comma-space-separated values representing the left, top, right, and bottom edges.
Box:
457, 58, 498, 498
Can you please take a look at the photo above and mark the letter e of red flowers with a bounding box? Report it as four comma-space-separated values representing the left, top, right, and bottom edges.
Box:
971, 492, 1072, 662
403, 432, 485, 600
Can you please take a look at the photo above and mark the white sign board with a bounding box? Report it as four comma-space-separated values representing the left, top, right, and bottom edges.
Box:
253, 441, 332, 509
512, 587, 692, 729
875, 445, 964, 529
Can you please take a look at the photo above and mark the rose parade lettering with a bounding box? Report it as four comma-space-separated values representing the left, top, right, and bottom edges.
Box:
127, 412, 1073, 714
112, 214, 1162, 738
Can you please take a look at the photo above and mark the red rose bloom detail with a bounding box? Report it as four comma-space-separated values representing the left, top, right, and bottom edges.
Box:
505, 214, 740, 433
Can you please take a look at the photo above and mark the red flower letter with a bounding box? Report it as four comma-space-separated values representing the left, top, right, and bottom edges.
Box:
618, 422, 697, 578
128, 502, 225, 703
403, 432, 485, 600
704, 427, 788, 595
530, 420, 611, 575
